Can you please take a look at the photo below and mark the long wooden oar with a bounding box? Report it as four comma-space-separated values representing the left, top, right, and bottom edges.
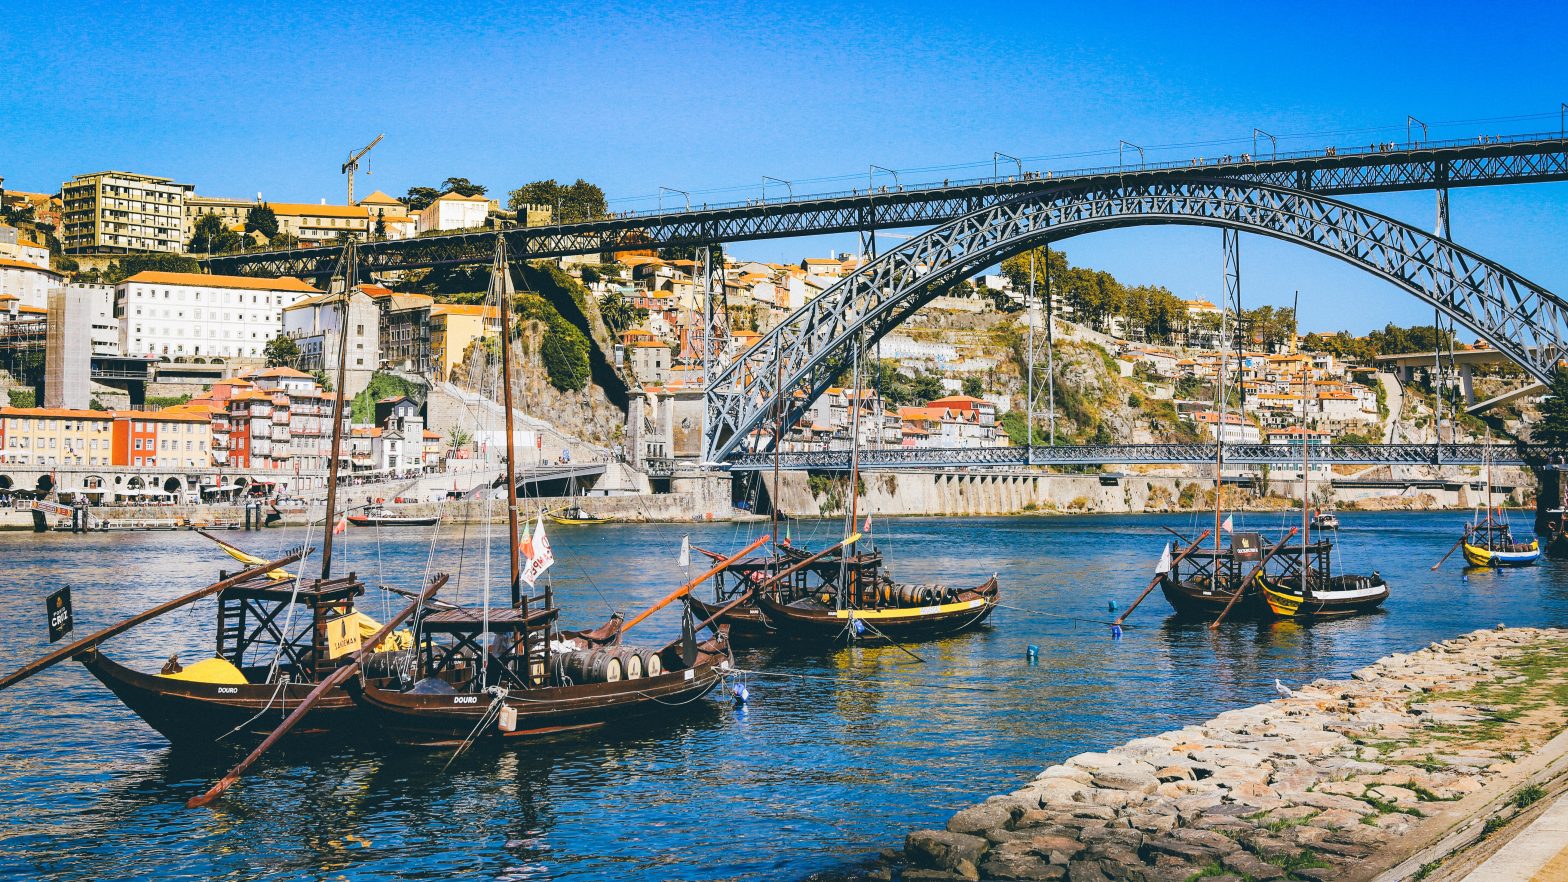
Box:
1431, 526, 1472, 571
1210, 528, 1297, 630
673, 532, 863, 646
622, 535, 769, 633
0, 549, 311, 693
186, 573, 449, 809
1115, 529, 1212, 626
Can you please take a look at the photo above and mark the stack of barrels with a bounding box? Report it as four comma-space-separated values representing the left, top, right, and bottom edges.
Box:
558, 646, 664, 685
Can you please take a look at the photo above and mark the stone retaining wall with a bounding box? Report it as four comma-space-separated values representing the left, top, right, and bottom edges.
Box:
877, 627, 1568, 882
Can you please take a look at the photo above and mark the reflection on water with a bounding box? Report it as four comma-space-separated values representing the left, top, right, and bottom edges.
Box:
2, 512, 1567, 880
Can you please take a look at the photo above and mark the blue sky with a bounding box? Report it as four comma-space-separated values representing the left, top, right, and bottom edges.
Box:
4, 0, 1567, 335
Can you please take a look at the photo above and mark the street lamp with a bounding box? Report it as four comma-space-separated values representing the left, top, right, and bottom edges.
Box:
761, 176, 793, 204
993, 151, 1022, 180
1407, 115, 1428, 148
1252, 128, 1277, 160
658, 186, 691, 214
1118, 140, 1145, 170
869, 164, 900, 192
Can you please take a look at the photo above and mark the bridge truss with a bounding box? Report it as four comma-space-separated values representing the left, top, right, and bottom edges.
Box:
726, 443, 1542, 471
702, 178, 1568, 461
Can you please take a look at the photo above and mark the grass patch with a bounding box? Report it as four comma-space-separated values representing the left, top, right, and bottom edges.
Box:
1183, 861, 1229, 881
1263, 811, 1320, 833
1364, 796, 1424, 817
1265, 850, 1331, 874
1403, 781, 1460, 803
1412, 859, 1442, 880
1481, 815, 1509, 838
1511, 783, 1546, 810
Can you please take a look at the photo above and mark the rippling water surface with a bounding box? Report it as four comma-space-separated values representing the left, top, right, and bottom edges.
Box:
2, 511, 1566, 881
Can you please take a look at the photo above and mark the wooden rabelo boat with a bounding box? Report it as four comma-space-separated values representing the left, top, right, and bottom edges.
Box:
347, 505, 439, 527
1461, 515, 1541, 568
72, 245, 414, 747
346, 239, 731, 748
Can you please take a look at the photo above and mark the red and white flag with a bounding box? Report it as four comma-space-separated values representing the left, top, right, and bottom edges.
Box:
521, 515, 554, 586
332, 516, 348, 535
862, 514, 872, 533
1221, 515, 1234, 534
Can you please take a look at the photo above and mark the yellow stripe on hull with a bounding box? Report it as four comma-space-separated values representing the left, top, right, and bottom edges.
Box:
833, 598, 988, 620
1261, 583, 1302, 617
1462, 540, 1539, 568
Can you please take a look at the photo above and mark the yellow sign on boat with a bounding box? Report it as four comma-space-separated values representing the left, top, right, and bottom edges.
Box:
833, 598, 987, 620
327, 614, 362, 659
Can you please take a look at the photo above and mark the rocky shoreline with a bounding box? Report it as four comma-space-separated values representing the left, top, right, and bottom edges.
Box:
871, 627, 1568, 882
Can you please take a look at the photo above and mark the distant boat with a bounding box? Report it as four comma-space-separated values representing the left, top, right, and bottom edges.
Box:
347, 505, 439, 527
548, 505, 613, 525
1462, 515, 1540, 567
1310, 511, 1340, 530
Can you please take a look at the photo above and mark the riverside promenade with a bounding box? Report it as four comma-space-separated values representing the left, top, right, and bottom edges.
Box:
871, 627, 1568, 882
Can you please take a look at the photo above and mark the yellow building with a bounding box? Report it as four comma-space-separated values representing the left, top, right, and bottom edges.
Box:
0, 407, 114, 467
61, 171, 194, 255
269, 202, 372, 245
429, 304, 498, 382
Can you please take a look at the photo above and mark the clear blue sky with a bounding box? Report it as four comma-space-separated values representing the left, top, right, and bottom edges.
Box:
5, 0, 1567, 335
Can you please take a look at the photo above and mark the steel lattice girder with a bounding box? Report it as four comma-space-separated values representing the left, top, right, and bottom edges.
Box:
703, 178, 1568, 462
726, 443, 1540, 470
202, 138, 1568, 278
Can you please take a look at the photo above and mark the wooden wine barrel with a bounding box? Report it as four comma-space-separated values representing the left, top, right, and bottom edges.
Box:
637, 648, 663, 678
614, 647, 644, 680
561, 648, 624, 684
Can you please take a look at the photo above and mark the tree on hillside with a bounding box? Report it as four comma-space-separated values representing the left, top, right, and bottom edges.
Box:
188, 212, 243, 254
962, 376, 984, 398
598, 291, 646, 334
508, 179, 608, 223
440, 177, 487, 197
402, 186, 442, 211
105, 253, 201, 284
264, 334, 301, 368
1533, 368, 1568, 448
245, 204, 279, 240
269, 231, 301, 249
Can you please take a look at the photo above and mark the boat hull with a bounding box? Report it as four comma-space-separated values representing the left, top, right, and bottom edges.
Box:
753, 578, 999, 643
1462, 540, 1540, 568
1159, 576, 1263, 618
687, 595, 776, 640
1259, 575, 1389, 619
78, 649, 359, 747
347, 654, 726, 748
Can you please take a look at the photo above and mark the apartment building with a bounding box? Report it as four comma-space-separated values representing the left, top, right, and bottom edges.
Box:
116, 270, 320, 359
0, 258, 66, 310
416, 191, 491, 233
271, 202, 371, 245
378, 292, 434, 373
429, 303, 496, 382
61, 171, 193, 254
183, 194, 257, 241
281, 285, 379, 396
0, 407, 114, 466
0, 223, 50, 269
110, 410, 211, 469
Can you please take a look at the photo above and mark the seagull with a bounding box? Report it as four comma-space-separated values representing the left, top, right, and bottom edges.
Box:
1274, 678, 1296, 699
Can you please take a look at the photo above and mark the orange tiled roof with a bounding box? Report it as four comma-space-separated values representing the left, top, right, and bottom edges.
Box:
121, 271, 320, 293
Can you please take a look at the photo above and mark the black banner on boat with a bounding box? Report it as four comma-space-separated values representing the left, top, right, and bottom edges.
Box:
46, 586, 73, 643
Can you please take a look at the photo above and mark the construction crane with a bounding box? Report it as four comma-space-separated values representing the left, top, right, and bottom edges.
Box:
341, 134, 384, 205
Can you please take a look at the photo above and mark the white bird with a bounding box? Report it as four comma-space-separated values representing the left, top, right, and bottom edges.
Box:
1274, 678, 1295, 699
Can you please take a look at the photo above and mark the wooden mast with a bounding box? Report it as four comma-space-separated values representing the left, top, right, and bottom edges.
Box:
840, 335, 864, 610
494, 237, 524, 610
319, 242, 356, 579
1301, 360, 1311, 600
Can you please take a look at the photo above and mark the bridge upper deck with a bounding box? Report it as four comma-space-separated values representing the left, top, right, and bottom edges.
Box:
205, 132, 1568, 278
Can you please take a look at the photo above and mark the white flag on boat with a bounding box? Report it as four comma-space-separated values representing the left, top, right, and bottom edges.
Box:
679, 534, 691, 567
1155, 542, 1173, 574
521, 515, 554, 586
1221, 515, 1234, 534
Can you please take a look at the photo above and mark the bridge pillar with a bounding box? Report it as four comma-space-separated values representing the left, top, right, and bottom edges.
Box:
1459, 364, 1476, 405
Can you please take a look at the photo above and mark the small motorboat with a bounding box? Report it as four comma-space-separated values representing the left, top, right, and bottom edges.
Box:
548, 505, 613, 525
1310, 510, 1340, 530
347, 505, 440, 527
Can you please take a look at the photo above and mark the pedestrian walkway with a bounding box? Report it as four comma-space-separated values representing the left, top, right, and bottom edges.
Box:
1461, 790, 1568, 881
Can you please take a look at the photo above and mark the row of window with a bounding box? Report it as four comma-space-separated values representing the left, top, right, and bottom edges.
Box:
127, 288, 294, 305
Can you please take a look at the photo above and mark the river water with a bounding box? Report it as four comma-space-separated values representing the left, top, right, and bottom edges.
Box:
2, 511, 1566, 881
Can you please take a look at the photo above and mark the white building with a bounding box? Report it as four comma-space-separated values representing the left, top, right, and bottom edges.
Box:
115, 270, 320, 359
0, 224, 50, 269
416, 192, 491, 233
0, 258, 66, 310
67, 282, 120, 354
281, 285, 380, 396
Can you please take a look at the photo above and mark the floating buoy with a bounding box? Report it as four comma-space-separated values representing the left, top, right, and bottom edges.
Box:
732, 683, 750, 706
1111, 625, 1123, 640
1107, 600, 1118, 612
1026, 644, 1039, 664
852, 618, 866, 637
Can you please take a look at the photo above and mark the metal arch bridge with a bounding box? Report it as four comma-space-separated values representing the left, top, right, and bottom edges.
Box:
203, 132, 1568, 277
702, 177, 1568, 462
725, 443, 1542, 471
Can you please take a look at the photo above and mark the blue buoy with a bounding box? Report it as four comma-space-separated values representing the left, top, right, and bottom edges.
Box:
852, 618, 867, 637
1111, 625, 1123, 640
1107, 600, 1118, 612
732, 683, 750, 706
1026, 644, 1039, 664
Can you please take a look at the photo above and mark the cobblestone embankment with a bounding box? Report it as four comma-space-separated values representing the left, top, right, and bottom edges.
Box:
874, 627, 1568, 882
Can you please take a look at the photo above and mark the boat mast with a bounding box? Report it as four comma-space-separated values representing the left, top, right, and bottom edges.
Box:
494, 238, 525, 611
772, 333, 783, 558
840, 334, 864, 610
1214, 291, 1228, 572
319, 242, 356, 580
1301, 354, 1311, 600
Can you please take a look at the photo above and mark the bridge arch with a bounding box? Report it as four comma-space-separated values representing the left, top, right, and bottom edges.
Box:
704, 178, 1568, 461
